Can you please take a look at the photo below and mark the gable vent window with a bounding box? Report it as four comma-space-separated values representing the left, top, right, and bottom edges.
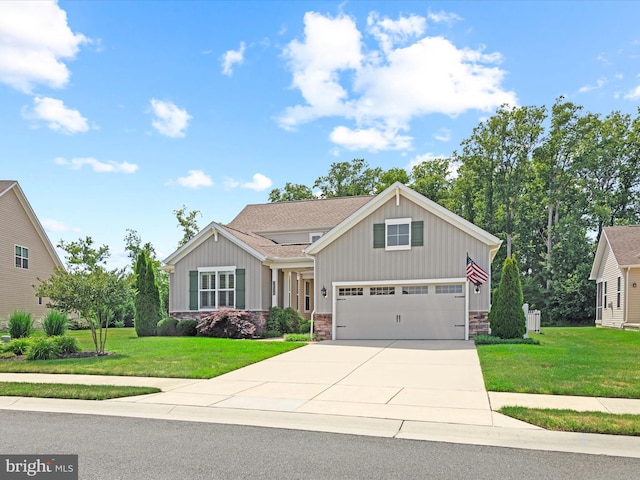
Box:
374, 220, 423, 250
15, 245, 28, 269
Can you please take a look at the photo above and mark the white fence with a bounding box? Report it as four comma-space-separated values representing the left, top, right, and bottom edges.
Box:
523, 303, 541, 333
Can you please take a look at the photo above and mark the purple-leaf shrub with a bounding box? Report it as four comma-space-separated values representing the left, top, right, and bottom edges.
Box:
197, 309, 257, 339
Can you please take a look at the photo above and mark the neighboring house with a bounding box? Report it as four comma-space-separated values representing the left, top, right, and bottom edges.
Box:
589, 225, 640, 329
163, 182, 502, 340
0, 181, 64, 326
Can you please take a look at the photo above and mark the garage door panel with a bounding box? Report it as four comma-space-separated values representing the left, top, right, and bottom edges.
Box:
335, 283, 465, 340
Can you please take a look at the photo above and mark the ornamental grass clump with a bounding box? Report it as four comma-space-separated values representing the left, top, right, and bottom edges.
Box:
26, 337, 61, 361
43, 311, 68, 337
8, 311, 33, 339
52, 335, 81, 355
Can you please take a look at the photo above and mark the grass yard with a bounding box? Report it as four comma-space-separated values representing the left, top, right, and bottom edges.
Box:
499, 406, 640, 437
0, 382, 160, 400
0, 328, 305, 378
477, 327, 640, 398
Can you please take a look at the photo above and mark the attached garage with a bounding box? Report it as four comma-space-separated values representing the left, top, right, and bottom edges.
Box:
334, 281, 467, 340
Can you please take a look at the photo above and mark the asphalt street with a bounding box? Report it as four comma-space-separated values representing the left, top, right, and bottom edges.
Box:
1, 411, 640, 480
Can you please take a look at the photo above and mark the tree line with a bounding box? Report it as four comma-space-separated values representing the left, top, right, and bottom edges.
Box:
268, 99, 640, 325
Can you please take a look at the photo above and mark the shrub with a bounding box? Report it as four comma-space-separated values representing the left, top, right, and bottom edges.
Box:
176, 319, 198, 337
114, 320, 125, 328
197, 310, 257, 339
298, 320, 312, 334
4, 338, 32, 355
263, 330, 282, 338
43, 311, 68, 337
134, 251, 162, 337
474, 334, 539, 345
66, 316, 90, 330
26, 337, 61, 361
157, 317, 179, 336
488, 256, 527, 339
8, 311, 33, 339
52, 335, 81, 354
0, 351, 15, 359
268, 307, 303, 334
284, 333, 313, 342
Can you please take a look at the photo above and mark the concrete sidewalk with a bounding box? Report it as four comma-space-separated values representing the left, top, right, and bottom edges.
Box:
2, 340, 640, 458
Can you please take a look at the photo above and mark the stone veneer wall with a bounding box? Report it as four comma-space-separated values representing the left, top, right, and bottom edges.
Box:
312, 313, 332, 340
468, 311, 489, 337
170, 310, 269, 336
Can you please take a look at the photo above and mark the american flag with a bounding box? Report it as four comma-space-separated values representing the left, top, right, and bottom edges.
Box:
466, 255, 489, 286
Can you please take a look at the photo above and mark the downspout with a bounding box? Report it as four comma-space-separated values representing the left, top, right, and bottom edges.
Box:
305, 252, 316, 338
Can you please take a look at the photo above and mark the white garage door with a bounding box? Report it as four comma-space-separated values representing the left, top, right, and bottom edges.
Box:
335, 283, 465, 340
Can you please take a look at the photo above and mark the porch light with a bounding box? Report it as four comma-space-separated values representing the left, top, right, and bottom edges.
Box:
321, 285, 327, 298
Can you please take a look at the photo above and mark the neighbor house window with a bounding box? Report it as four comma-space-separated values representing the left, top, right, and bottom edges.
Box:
435, 285, 463, 294
199, 267, 235, 310
309, 232, 324, 242
15, 245, 28, 269
385, 218, 411, 251
604, 281, 608, 308
617, 277, 621, 309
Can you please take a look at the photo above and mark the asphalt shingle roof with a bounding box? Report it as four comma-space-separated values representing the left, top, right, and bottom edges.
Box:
604, 226, 640, 266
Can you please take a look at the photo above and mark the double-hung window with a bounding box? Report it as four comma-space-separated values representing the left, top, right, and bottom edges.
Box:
385, 218, 411, 251
199, 267, 235, 310
15, 245, 28, 269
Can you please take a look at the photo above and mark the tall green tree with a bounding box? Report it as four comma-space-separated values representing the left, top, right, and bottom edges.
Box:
313, 158, 381, 197
36, 239, 131, 353
375, 167, 410, 193
268, 182, 315, 202
134, 251, 162, 337
409, 157, 453, 206
488, 256, 527, 339
174, 205, 201, 248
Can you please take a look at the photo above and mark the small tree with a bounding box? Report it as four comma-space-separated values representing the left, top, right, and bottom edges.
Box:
488, 256, 527, 339
134, 251, 162, 337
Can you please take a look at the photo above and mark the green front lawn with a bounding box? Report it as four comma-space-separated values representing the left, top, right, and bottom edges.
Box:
477, 327, 640, 398
0, 328, 304, 378
0, 382, 160, 400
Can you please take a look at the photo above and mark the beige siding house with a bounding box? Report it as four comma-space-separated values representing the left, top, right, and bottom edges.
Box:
163, 183, 502, 340
590, 226, 640, 329
0, 181, 63, 327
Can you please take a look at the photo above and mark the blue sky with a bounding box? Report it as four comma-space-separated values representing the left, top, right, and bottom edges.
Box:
2, 1, 639, 269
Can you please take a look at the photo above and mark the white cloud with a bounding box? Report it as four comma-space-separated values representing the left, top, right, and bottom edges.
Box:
434, 128, 451, 142
624, 85, 640, 100
278, 11, 516, 151
150, 99, 191, 138
177, 170, 213, 189
54, 157, 138, 174
41, 218, 80, 233
578, 77, 607, 93
221, 41, 246, 76
23, 96, 89, 134
329, 125, 412, 151
427, 10, 463, 24
242, 173, 272, 191
0, 1, 89, 93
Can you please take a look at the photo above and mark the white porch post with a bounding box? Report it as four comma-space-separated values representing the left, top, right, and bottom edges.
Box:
284, 271, 291, 308
271, 268, 279, 308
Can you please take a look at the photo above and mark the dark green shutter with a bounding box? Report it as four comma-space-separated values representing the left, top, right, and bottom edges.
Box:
236, 269, 246, 309
189, 270, 198, 310
373, 223, 385, 248
411, 221, 424, 246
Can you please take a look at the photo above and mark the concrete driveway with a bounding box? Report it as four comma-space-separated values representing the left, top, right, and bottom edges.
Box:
133, 340, 495, 427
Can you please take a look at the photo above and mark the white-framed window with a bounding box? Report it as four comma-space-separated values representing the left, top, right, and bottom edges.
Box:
15, 245, 28, 269
435, 284, 463, 294
304, 281, 311, 312
309, 232, 324, 242
198, 267, 235, 310
385, 218, 411, 251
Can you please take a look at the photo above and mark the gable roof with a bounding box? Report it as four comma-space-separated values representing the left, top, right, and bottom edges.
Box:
0, 180, 64, 269
227, 195, 372, 232
590, 226, 640, 279
305, 182, 502, 257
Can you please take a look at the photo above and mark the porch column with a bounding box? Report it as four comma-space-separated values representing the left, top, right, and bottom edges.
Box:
271, 268, 279, 308
284, 271, 291, 308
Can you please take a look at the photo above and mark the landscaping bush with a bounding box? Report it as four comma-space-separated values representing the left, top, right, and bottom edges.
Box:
284, 333, 313, 342
488, 256, 527, 339
134, 251, 162, 337
43, 311, 68, 337
66, 316, 90, 330
298, 320, 312, 334
4, 338, 32, 355
176, 319, 198, 337
8, 311, 33, 339
26, 337, 61, 361
263, 330, 282, 338
197, 310, 257, 339
268, 307, 303, 334
474, 334, 539, 345
52, 335, 81, 354
157, 317, 179, 336
114, 320, 125, 328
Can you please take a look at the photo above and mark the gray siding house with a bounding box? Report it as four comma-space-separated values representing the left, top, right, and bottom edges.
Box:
0, 181, 63, 326
163, 182, 502, 340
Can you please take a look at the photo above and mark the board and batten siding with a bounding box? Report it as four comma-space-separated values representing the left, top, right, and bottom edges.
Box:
0, 188, 58, 323
170, 233, 264, 312
596, 243, 625, 328
313, 196, 492, 313
629, 269, 640, 323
